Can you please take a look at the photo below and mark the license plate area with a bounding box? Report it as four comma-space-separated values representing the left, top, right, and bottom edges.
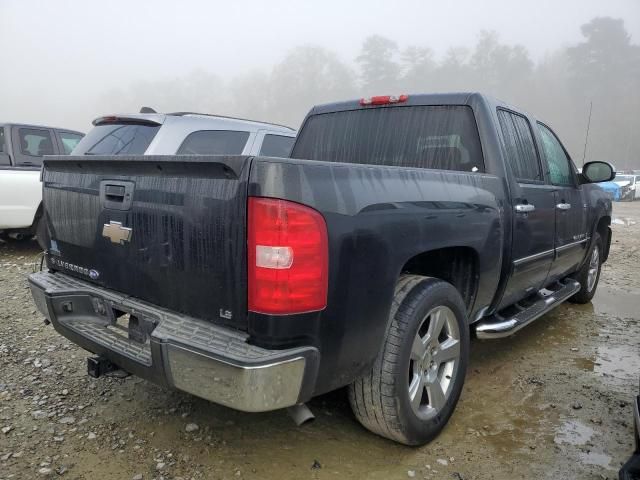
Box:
107, 308, 156, 345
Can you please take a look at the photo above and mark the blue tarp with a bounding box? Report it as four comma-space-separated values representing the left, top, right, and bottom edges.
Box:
597, 181, 621, 201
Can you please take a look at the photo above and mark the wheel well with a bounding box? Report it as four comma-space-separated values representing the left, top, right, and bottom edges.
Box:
30, 203, 44, 231
401, 247, 479, 310
596, 215, 611, 261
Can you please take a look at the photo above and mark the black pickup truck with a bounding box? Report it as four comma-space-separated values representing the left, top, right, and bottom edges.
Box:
28, 93, 615, 445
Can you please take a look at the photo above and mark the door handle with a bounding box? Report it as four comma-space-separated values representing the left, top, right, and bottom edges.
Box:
556, 203, 571, 210
100, 180, 134, 211
515, 204, 535, 213
104, 184, 126, 202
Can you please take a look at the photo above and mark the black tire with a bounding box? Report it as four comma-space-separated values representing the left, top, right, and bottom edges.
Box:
35, 215, 48, 251
348, 275, 470, 445
568, 233, 602, 304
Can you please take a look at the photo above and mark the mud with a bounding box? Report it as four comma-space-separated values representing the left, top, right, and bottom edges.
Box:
1, 202, 639, 480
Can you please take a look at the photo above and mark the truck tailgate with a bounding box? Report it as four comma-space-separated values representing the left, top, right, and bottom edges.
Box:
41, 155, 250, 329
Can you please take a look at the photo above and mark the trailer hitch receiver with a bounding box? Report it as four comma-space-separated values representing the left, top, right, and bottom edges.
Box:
87, 356, 118, 378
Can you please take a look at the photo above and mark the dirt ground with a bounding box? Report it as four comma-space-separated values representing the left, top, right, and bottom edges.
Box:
1, 203, 639, 480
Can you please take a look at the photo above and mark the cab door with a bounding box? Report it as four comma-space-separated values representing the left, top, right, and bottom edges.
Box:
497, 109, 556, 309
536, 122, 589, 280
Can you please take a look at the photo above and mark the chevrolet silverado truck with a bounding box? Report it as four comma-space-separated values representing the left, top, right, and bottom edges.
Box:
28, 93, 615, 446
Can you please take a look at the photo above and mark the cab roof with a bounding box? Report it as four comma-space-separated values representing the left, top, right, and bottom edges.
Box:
309, 92, 517, 115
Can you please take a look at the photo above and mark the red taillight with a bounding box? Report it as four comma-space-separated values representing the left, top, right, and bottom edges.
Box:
360, 94, 409, 106
248, 197, 328, 315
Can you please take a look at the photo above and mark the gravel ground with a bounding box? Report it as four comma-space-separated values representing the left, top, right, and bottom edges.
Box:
1, 202, 639, 480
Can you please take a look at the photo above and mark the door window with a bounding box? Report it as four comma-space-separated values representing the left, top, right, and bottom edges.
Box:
19, 128, 54, 158
58, 131, 84, 154
177, 130, 249, 155
259, 134, 295, 157
537, 123, 574, 186
497, 110, 542, 182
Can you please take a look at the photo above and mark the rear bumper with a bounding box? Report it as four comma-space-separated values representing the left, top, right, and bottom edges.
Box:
28, 271, 319, 412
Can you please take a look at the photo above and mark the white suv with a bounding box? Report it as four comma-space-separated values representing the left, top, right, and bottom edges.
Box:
72, 111, 296, 158
1, 111, 295, 248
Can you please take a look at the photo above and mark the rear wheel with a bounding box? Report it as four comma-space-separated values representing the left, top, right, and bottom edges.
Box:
568, 233, 602, 304
348, 275, 469, 445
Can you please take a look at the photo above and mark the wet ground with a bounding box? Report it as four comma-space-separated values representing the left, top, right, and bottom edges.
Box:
1, 202, 639, 480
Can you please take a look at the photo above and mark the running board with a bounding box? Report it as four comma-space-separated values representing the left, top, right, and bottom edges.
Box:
475, 280, 581, 339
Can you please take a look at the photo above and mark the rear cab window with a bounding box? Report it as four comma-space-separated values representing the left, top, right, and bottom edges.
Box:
73, 123, 160, 155
259, 134, 295, 157
177, 130, 250, 155
291, 105, 484, 173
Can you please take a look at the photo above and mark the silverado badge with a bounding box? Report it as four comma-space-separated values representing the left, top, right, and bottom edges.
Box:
102, 221, 132, 245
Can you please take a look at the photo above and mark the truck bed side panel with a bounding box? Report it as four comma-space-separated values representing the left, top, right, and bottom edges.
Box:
249, 157, 505, 395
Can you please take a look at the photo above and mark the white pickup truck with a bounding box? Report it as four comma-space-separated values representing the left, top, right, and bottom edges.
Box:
0, 123, 84, 247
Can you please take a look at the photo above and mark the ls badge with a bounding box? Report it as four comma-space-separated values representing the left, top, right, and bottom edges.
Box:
102, 221, 132, 245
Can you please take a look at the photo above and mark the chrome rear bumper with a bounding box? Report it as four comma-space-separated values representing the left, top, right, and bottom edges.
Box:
29, 271, 318, 412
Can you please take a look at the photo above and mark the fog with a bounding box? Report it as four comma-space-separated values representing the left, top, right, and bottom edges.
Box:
1, 0, 639, 168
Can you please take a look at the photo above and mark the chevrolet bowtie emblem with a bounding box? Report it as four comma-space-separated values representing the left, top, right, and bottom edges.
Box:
102, 221, 132, 245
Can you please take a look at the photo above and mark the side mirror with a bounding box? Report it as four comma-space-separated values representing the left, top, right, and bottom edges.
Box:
582, 161, 615, 183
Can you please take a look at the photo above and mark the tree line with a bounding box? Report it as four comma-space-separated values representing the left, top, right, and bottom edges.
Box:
99, 17, 640, 169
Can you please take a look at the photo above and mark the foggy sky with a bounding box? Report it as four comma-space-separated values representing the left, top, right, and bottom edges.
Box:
1, 0, 639, 131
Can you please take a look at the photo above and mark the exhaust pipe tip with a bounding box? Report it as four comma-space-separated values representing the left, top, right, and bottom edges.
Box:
286, 403, 315, 426
8, 232, 26, 240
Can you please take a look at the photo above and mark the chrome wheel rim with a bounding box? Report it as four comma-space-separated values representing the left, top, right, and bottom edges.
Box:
408, 305, 460, 420
587, 247, 600, 292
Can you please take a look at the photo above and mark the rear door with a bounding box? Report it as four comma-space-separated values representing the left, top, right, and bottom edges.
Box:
497, 109, 556, 308
537, 122, 589, 279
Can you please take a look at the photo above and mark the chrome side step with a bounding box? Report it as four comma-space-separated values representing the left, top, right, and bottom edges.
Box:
475, 279, 581, 339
